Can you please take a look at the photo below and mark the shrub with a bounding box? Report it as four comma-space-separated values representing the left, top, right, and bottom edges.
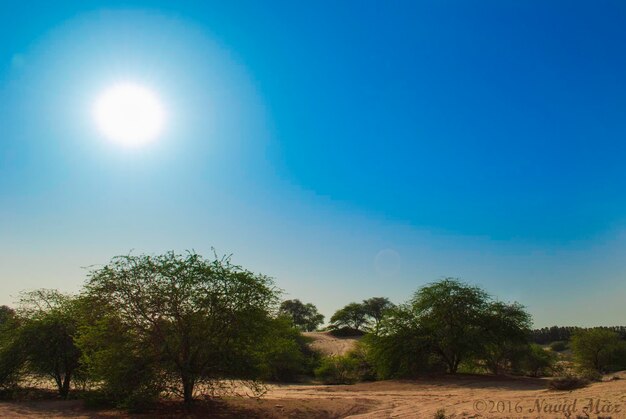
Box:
577, 368, 602, 382
314, 345, 374, 384
549, 341, 568, 352
258, 317, 321, 382
315, 356, 360, 384
513, 344, 557, 377
547, 376, 588, 391
345, 342, 376, 382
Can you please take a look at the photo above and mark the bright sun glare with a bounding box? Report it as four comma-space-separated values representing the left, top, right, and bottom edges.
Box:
93, 83, 165, 146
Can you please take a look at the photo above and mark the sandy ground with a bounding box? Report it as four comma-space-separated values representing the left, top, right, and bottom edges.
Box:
1, 372, 625, 418
263, 372, 626, 418
302, 332, 360, 356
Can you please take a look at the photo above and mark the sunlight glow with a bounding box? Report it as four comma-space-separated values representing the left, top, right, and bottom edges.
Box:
93, 83, 165, 146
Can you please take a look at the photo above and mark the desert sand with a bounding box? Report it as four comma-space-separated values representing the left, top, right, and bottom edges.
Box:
302, 331, 360, 356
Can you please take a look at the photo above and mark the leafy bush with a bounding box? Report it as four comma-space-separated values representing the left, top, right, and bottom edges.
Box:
512, 344, 557, 377
258, 317, 321, 382
314, 344, 374, 384
549, 341, 568, 352
577, 368, 602, 382
315, 356, 360, 384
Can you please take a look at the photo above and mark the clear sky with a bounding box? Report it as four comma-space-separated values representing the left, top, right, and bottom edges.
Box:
1, 1, 626, 327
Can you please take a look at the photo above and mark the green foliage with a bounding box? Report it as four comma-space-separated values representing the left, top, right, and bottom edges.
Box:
278, 299, 324, 332
512, 344, 557, 377
83, 251, 279, 405
571, 328, 623, 372
549, 341, 568, 352
0, 306, 23, 395
481, 301, 532, 374
364, 307, 446, 379
329, 297, 395, 333
257, 317, 321, 382
364, 279, 533, 377
76, 308, 164, 411
409, 279, 491, 373
314, 343, 374, 384
531, 325, 626, 345
16, 290, 82, 399
315, 356, 359, 384
361, 297, 395, 332
330, 302, 369, 331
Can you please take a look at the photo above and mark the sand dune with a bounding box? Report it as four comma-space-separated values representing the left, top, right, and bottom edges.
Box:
302, 331, 360, 356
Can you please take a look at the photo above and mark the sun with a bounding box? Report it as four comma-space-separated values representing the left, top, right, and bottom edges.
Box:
93, 83, 165, 146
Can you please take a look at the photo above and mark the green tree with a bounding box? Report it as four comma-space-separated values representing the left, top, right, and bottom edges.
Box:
481, 301, 532, 374
84, 251, 279, 405
513, 344, 556, 377
17, 290, 82, 399
362, 297, 395, 332
364, 305, 446, 379
330, 302, 368, 332
410, 279, 490, 373
0, 306, 23, 392
571, 328, 622, 372
256, 316, 320, 382
76, 303, 164, 411
365, 279, 532, 375
279, 299, 324, 332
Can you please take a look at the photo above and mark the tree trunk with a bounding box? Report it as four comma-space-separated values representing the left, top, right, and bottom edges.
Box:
182, 374, 195, 405
60, 373, 71, 399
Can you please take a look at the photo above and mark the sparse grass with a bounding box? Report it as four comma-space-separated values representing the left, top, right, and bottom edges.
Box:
547, 376, 589, 390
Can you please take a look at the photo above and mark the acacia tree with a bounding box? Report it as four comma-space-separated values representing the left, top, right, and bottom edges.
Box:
279, 299, 324, 332
362, 297, 395, 332
17, 290, 82, 398
366, 279, 532, 376
330, 303, 369, 332
410, 279, 490, 373
481, 301, 532, 374
0, 306, 23, 391
571, 328, 623, 372
84, 251, 279, 405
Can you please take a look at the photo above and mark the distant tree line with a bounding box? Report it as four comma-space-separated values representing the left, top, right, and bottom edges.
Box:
531, 326, 626, 344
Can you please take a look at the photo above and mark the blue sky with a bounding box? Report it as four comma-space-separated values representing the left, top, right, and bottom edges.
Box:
1, 1, 626, 327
